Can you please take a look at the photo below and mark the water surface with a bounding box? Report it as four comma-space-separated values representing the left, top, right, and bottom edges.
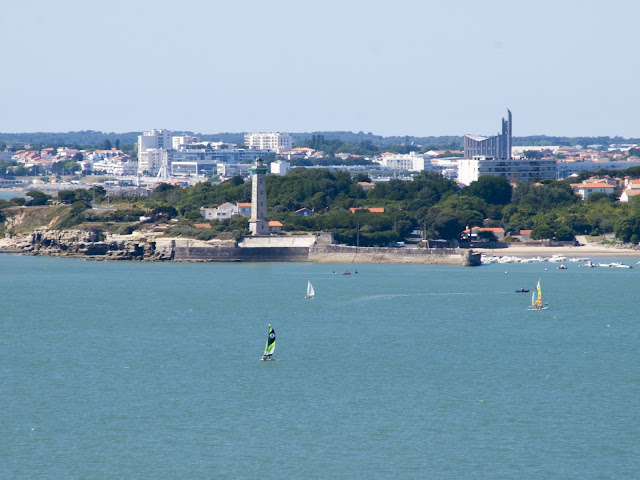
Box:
1, 255, 638, 478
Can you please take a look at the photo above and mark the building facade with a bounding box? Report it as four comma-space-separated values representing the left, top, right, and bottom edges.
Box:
244, 132, 293, 154
464, 110, 512, 160
458, 156, 556, 185
270, 159, 291, 175
376, 152, 428, 171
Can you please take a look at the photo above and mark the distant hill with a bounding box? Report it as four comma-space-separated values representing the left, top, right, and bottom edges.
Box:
0, 130, 638, 149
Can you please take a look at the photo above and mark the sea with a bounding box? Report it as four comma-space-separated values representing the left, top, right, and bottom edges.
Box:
1, 254, 639, 479
0, 190, 26, 201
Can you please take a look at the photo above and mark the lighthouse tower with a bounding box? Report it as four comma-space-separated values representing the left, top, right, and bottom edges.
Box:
249, 158, 269, 235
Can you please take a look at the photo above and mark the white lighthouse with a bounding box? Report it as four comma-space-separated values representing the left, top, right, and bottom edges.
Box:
249, 158, 269, 235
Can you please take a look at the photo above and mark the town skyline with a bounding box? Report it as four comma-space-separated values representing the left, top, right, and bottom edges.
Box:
2, 0, 638, 138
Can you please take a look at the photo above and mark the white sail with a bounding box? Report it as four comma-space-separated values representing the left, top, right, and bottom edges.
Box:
306, 281, 315, 298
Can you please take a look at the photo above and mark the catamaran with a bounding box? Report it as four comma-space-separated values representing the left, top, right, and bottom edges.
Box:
261, 324, 276, 361
530, 279, 546, 310
306, 281, 315, 299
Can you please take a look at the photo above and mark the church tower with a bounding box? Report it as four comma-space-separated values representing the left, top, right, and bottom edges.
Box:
249, 158, 269, 235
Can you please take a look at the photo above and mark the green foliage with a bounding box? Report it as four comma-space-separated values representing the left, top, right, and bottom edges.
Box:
103, 208, 145, 222
530, 224, 554, 240
614, 214, 640, 243
554, 225, 576, 241
54, 200, 91, 229
524, 150, 544, 159
116, 224, 137, 235
164, 225, 223, 241
463, 176, 513, 205
26, 190, 51, 206
476, 230, 498, 242
50, 160, 81, 175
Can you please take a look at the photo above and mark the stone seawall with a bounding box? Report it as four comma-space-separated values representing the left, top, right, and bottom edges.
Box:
175, 243, 480, 265
174, 245, 311, 262
309, 245, 480, 265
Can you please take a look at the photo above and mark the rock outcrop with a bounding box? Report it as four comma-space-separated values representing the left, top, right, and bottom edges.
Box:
1, 229, 175, 261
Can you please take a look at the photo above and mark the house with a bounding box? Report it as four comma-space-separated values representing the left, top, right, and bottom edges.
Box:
295, 208, 313, 216
519, 229, 533, 241
357, 181, 375, 191
620, 189, 640, 203
200, 202, 240, 220
623, 179, 640, 189
237, 202, 252, 217
463, 226, 505, 241
269, 220, 283, 233
571, 182, 616, 200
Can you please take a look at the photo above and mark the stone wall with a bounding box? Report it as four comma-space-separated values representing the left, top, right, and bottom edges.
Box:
174, 245, 310, 262
309, 244, 480, 265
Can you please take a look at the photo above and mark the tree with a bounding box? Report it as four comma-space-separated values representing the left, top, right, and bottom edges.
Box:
51, 160, 80, 175
463, 176, 512, 205
477, 230, 498, 242
530, 224, 554, 240
26, 190, 51, 206
524, 150, 544, 159
554, 225, 576, 241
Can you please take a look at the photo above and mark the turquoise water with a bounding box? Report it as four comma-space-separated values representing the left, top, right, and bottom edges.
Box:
0, 191, 26, 200
1, 255, 639, 479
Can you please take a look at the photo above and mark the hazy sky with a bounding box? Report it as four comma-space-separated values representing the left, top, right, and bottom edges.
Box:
2, 0, 638, 137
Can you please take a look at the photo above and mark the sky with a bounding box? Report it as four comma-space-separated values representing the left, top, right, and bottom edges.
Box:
1, 0, 639, 138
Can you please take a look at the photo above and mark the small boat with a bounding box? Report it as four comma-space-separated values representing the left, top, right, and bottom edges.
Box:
529, 279, 547, 310
515, 288, 530, 293
341, 270, 351, 275
260, 324, 276, 361
612, 263, 632, 269
306, 281, 315, 299
557, 264, 567, 270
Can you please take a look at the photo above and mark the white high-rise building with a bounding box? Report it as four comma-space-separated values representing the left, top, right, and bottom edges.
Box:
138, 129, 173, 176
244, 132, 293, 154
270, 159, 291, 175
172, 135, 198, 149
138, 129, 172, 151
376, 152, 428, 171
458, 156, 556, 186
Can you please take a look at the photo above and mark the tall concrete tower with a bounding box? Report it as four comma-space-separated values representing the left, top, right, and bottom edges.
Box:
249, 157, 269, 235
500, 109, 512, 159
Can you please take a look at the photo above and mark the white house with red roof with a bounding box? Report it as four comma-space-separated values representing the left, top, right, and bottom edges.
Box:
571, 182, 616, 200
620, 189, 640, 203
463, 226, 505, 240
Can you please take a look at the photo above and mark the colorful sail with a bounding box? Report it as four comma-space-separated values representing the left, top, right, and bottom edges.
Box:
263, 324, 276, 358
533, 279, 543, 309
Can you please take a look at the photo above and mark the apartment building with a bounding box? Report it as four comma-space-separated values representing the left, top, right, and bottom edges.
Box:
458, 156, 556, 185
244, 132, 293, 153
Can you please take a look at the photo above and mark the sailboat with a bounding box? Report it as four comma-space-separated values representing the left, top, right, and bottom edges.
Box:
260, 324, 276, 361
306, 281, 315, 299
529, 279, 546, 310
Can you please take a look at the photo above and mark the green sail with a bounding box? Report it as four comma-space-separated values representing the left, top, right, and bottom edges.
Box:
263, 325, 276, 357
